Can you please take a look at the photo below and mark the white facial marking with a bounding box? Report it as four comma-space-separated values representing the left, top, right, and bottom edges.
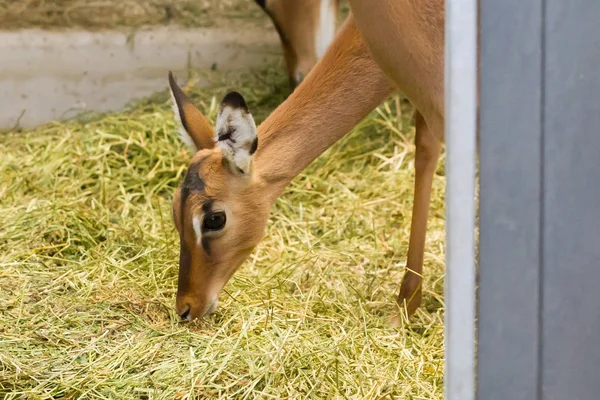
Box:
215, 105, 257, 174
170, 89, 198, 153
192, 215, 202, 246
315, 0, 336, 59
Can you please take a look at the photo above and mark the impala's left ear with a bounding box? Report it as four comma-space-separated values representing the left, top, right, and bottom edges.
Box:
215, 92, 258, 175
168, 72, 215, 153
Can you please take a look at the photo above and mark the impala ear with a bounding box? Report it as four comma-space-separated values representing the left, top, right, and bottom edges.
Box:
215, 92, 258, 175
168, 72, 215, 152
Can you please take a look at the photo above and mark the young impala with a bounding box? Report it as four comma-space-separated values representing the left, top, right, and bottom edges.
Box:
255, 0, 341, 88
170, 0, 444, 321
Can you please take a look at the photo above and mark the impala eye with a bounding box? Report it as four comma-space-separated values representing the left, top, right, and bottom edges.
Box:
202, 211, 226, 232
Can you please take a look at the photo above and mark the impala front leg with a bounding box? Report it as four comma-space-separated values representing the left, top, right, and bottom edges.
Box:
397, 112, 442, 319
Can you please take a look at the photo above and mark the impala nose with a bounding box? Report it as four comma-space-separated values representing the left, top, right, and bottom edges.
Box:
176, 298, 218, 321
178, 304, 191, 321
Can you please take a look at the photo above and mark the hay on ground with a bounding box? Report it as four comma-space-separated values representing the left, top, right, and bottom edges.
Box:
0, 0, 267, 31
0, 64, 446, 399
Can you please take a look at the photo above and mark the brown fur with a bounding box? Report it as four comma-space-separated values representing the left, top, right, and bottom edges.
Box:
172, 0, 445, 320
169, 72, 215, 150
261, 0, 341, 88
172, 150, 270, 320
348, 0, 445, 317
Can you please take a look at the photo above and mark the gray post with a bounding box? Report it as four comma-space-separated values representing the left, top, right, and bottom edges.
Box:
478, 0, 600, 399
478, 0, 543, 399
540, 1, 600, 399
445, 0, 477, 399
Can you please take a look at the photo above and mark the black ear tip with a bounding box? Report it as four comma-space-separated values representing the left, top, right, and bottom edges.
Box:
168, 71, 178, 89
221, 91, 248, 111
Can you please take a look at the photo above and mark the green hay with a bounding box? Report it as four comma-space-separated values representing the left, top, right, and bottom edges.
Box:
0, 0, 267, 31
0, 0, 351, 32
0, 65, 446, 399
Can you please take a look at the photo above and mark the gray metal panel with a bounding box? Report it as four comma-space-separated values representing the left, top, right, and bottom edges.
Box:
541, 1, 600, 399
445, 0, 477, 399
477, 0, 543, 399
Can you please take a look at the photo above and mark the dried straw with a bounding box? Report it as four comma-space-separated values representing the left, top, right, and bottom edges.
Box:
0, 64, 445, 399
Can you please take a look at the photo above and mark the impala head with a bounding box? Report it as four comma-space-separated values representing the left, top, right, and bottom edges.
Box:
256, 0, 339, 88
169, 72, 270, 321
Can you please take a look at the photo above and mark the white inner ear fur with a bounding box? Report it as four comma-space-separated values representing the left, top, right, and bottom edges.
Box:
316, 0, 336, 59
215, 105, 257, 174
170, 89, 198, 153
192, 215, 202, 246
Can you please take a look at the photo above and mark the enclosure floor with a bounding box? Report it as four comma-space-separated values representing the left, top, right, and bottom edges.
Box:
0, 65, 446, 398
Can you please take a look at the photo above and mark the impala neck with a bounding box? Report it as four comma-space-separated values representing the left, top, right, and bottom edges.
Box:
254, 15, 394, 204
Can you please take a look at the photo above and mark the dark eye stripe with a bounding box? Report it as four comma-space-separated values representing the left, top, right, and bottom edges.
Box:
180, 164, 201, 229
202, 237, 211, 255
179, 157, 209, 233
202, 199, 214, 214
200, 210, 226, 256
177, 241, 192, 292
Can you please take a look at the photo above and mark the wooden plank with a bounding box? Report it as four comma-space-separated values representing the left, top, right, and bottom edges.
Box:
540, 1, 600, 399
477, 0, 543, 399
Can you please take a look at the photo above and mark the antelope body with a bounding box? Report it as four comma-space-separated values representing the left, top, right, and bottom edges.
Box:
256, 0, 341, 88
170, 0, 444, 321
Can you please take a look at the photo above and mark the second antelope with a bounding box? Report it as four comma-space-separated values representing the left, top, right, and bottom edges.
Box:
170, 0, 444, 321
255, 0, 341, 88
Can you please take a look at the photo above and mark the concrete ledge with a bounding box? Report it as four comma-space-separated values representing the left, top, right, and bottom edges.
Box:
0, 27, 280, 130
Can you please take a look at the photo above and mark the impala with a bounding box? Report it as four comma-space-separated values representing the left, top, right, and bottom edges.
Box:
255, 0, 341, 88
170, 0, 444, 321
